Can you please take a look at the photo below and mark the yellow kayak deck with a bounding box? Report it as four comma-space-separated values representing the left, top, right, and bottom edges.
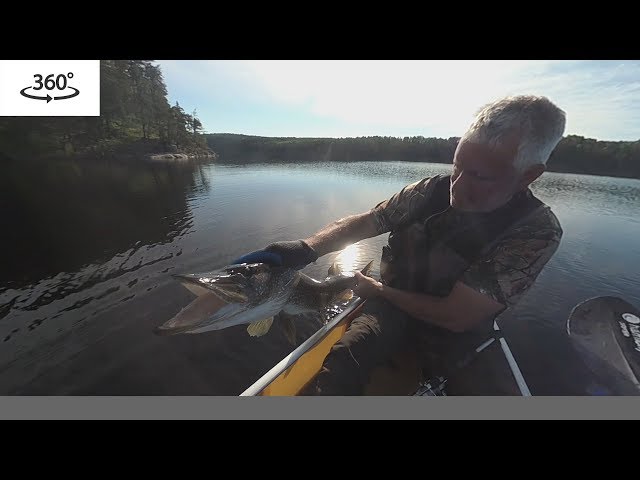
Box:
259, 303, 364, 396
243, 299, 527, 396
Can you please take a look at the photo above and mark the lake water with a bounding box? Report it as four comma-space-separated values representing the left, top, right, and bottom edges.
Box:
1, 158, 639, 395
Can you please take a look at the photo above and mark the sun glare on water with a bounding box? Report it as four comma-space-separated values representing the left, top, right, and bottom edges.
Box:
334, 243, 362, 273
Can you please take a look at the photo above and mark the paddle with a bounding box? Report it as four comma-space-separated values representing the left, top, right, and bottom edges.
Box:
567, 296, 640, 396
414, 295, 640, 396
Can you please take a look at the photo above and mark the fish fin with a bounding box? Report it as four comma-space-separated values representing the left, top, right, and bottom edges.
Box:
279, 314, 298, 346
361, 260, 374, 277
247, 317, 274, 337
327, 260, 342, 277
335, 288, 354, 302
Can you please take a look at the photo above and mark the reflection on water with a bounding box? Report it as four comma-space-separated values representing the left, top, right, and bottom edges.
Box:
1, 159, 639, 396
0, 158, 203, 286
332, 243, 362, 275
0, 157, 204, 372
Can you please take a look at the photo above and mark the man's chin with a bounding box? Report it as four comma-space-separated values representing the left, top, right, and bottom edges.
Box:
451, 198, 476, 212
452, 201, 497, 214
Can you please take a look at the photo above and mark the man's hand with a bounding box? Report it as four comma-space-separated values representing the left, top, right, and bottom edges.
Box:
353, 271, 383, 299
232, 240, 319, 269
263, 240, 319, 268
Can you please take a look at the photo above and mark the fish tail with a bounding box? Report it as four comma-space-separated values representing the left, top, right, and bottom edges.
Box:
361, 260, 374, 277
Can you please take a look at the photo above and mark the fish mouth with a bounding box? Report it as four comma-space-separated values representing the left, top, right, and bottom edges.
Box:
172, 273, 250, 303
157, 263, 269, 336
154, 291, 246, 336
157, 263, 298, 336
154, 323, 197, 336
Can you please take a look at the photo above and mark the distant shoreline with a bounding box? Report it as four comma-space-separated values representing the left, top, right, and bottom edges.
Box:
1, 138, 217, 164
205, 133, 640, 181
209, 157, 640, 182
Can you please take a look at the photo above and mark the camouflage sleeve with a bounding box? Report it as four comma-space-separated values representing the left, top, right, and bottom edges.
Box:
370, 176, 438, 234
461, 207, 563, 309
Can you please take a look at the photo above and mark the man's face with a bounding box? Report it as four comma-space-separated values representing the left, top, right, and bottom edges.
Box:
450, 137, 522, 213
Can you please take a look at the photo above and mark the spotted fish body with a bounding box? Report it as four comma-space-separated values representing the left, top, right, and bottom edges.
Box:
155, 260, 373, 340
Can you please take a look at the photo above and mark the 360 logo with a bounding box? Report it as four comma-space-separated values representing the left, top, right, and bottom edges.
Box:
20, 73, 80, 103
1, 60, 99, 116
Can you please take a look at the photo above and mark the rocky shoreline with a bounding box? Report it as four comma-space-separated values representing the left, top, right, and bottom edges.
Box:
146, 152, 218, 161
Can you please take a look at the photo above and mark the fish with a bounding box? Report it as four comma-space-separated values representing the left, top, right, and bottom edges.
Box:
155, 259, 374, 344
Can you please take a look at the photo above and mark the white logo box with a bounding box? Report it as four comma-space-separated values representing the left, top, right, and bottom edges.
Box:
0, 60, 100, 116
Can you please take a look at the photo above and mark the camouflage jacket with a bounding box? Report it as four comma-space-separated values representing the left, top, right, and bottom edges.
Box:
370, 176, 563, 309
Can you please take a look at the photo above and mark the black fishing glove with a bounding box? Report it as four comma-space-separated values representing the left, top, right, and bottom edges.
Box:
264, 240, 319, 268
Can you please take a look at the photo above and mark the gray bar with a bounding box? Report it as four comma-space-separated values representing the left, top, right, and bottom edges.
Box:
0, 397, 638, 419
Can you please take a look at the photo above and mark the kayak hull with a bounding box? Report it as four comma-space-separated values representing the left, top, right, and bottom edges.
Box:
243, 298, 528, 396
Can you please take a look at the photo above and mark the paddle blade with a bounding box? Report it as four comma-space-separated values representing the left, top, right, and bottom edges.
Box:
567, 296, 640, 395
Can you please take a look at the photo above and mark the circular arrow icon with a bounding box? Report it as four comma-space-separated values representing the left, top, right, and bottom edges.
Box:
54, 87, 79, 100
21, 86, 53, 103
20, 86, 80, 102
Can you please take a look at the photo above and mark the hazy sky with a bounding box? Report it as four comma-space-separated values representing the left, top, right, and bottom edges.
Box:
157, 60, 640, 142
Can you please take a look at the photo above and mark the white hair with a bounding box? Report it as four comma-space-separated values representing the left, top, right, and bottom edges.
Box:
460, 95, 566, 173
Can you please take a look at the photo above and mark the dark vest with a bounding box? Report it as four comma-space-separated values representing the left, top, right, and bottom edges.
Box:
381, 174, 543, 298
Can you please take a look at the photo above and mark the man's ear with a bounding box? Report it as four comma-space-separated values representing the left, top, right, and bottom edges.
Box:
519, 163, 545, 189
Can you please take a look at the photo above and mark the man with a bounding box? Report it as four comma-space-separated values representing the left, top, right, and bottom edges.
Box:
237, 95, 565, 395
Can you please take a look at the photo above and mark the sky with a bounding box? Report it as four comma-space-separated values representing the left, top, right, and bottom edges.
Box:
156, 60, 640, 142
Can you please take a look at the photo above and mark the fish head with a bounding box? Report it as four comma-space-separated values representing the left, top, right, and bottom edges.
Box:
155, 263, 299, 335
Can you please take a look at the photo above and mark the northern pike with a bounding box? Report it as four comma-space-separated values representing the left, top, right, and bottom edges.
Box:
155, 260, 374, 343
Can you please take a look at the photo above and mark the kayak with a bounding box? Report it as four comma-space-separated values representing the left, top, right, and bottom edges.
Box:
240, 297, 532, 396
241, 294, 640, 396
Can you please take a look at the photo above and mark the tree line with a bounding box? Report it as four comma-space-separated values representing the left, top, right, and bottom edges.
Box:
206, 133, 640, 179
0, 60, 209, 160
2, 61, 638, 180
